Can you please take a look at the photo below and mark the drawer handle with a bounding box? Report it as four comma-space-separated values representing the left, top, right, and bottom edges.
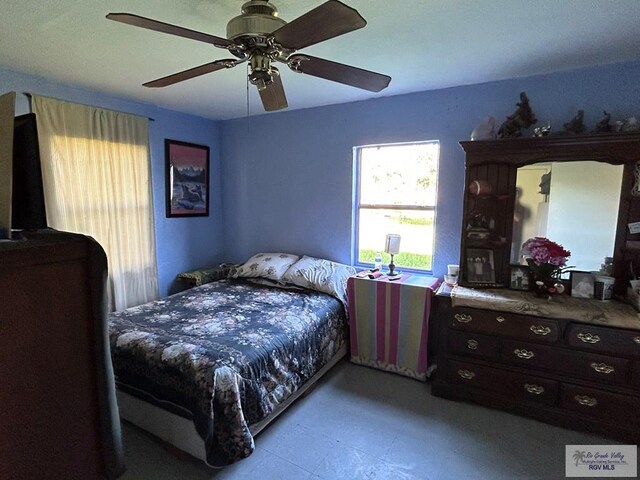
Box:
454, 313, 473, 323
524, 383, 545, 395
577, 332, 600, 344
530, 325, 551, 336
467, 339, 479, 350
514, 348, 534, 359
574, 395, 598, 407
634, 336, 640, 345
590, 362, 615, 374
496, 315, 505, 323
458, 369, 476, 380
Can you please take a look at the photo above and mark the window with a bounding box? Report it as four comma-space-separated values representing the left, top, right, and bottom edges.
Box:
32, 95, 158, 311
354, 141, 439, 271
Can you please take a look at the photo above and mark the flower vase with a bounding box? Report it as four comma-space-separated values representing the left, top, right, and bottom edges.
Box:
522, 237, 572, 300
532, 276, 565, 299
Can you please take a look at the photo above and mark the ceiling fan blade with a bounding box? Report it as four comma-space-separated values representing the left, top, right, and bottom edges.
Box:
259, 70, 288, 111
143, 60, 238, 88
272, 1, 366, 50
106, 13, 233, 48
287, 54, 391, 92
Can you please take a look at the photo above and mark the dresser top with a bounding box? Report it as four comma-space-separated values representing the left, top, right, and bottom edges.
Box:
451, 286, 640, 331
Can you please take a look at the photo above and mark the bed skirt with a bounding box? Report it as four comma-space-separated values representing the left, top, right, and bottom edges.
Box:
116, 345, 347, 465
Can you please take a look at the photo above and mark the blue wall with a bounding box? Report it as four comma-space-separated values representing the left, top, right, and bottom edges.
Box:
0, 66, 223, 297
3, 59, 640, 293
219, 60, 640, 278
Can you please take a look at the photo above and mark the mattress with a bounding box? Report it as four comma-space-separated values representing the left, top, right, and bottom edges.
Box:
108, 279, 347, 466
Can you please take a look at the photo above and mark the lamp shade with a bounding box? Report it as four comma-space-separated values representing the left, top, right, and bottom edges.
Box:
385, 234, 401, 255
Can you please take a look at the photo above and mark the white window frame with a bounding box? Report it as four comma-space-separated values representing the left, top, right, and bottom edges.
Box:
352, 140, 439, 273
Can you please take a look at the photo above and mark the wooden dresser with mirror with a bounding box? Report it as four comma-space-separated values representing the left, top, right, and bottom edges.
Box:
432, 133, 640, 441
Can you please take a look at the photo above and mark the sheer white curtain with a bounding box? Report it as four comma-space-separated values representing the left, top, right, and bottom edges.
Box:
32, 95, 158, 311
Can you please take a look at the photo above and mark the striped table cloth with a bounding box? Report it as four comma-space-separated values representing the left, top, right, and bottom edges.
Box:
347, 274, 440, 381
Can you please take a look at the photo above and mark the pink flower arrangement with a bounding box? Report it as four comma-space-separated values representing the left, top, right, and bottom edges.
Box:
521, 237, 571, 280
521, 237, 571, 267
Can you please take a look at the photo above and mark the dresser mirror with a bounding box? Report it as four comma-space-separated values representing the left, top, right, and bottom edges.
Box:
459, 134, 640, 290
512, 161, 624, 273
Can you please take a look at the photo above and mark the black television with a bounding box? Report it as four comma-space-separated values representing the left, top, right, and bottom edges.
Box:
12, 113, 47, 230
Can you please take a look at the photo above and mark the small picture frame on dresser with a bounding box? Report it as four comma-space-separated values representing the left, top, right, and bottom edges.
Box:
465, 248, 495, 284
509, 265, 530, 290
570, 271, 594, 298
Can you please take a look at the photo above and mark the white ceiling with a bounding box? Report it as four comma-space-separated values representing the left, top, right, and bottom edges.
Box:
2, 0, 640, 121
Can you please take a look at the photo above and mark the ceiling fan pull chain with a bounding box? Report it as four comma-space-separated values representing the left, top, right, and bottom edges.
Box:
246, 63, 250, 118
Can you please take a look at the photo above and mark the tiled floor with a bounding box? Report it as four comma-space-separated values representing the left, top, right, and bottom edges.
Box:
120, 360, 612, 479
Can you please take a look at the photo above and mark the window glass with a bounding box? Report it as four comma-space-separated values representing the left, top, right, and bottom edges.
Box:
355, 142, 439, 272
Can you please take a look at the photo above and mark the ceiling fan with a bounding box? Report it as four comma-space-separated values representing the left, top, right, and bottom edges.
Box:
106, 0, 391, 112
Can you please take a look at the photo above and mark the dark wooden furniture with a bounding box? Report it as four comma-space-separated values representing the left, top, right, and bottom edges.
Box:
0, 230, 125, 479
432, 288, 640, 441
457, 133, 640, 290
432, 132, 640, 441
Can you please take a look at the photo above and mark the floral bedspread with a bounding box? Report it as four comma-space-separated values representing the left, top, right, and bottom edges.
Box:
108, 279, 347, 466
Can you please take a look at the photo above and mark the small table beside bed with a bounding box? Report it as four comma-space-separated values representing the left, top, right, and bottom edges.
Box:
108, 253, 355, 467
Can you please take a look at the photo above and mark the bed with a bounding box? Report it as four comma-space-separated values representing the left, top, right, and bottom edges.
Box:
108, 254, 353, 467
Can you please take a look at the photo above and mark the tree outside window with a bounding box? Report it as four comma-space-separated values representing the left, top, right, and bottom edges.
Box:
354, 141, 439, 271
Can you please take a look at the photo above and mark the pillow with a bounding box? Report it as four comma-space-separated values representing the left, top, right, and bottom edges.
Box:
232, 253, 300, 282
281, 255, 356, 305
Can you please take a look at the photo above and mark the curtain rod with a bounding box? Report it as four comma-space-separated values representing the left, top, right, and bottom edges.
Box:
23, 92, 155, 122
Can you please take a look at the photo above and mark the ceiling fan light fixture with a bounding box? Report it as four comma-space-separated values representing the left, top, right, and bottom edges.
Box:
107, 0, 390, 112
241, 0, 279, 17
248, 54, 274, 90
250, 71, 273, 91
226, 0, 286, 42
253, 78, 267, 92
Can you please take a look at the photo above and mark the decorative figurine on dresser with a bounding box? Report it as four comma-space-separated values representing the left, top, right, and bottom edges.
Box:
432, 132, 640, 442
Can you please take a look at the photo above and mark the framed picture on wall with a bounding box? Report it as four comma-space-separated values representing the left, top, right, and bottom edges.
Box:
165, 139, 210, 217
465, 248, 495, 284
570, 271, 594, 298
509, 265, 530, 291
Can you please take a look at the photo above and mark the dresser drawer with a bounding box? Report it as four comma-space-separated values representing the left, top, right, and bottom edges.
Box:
449, 330, 499, 360
448, 359, 502, 390
499, 339, 562, 371
567, 324, 640, 357
448, 360, 558, 406
450, 307, 559, 342
560, 351, 630, 385
560, 383, 640, 426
